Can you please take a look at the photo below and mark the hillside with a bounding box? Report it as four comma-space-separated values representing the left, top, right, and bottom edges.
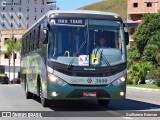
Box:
79, 0, 127, 22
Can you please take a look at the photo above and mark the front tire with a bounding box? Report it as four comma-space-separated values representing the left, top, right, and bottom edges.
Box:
39, 83, 51, 107
41, 97, 51, 107
98, 99, 110, 107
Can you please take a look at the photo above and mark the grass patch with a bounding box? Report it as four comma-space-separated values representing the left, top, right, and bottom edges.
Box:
79, 0, 127, 20
127, 84, 160, 89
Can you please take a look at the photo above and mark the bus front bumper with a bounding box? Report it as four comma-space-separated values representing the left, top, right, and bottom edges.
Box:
47, 82, 126, 100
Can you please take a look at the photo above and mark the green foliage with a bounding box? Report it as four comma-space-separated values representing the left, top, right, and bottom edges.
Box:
132, 12, 160, 55
0, 38, 22, 80
127, 46, 140, 69
156, 53, 160, 65
128, 62, 152, 84
148, 30, 160, 65
148, 67, 160, 87
129, 11, 160, 87
4, 38, 22, 55
80, 0, 127, 19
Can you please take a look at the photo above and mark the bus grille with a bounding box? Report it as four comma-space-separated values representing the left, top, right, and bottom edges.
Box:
56, 68, 123, 77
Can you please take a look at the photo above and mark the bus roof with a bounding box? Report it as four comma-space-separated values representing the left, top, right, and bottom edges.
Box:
47, 10, 121, 17
23, 10, 122, 36
46, 10, 122, 21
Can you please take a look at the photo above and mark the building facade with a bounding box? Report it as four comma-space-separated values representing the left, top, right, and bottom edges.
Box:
127, 0, 159, 47
0, 0, 56, 30
0, 0, 56, 80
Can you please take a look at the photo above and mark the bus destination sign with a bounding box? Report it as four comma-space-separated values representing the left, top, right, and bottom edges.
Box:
55, 18, 85, 25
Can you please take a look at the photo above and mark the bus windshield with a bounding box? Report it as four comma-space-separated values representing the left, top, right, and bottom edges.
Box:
48, 19, 126, 66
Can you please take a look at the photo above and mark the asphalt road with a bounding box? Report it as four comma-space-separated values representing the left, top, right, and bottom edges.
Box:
0, 84, 160, 120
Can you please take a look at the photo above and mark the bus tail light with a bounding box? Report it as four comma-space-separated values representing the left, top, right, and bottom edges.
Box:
112, 75, 126, 86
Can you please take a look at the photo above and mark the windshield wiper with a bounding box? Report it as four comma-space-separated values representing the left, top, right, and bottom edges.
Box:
67, 42, 86, 69
95, 46, 112, 69
67, 22, 88, 69
97, 50, 110, 66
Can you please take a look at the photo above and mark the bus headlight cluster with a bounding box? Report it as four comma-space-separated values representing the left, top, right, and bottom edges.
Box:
48, 72, 58, 82
48, 72, 67, 86
112, 75, 126, 86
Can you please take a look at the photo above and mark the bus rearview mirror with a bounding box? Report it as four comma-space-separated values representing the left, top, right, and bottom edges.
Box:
125, 32, 129, 45
42, 30, 48, 44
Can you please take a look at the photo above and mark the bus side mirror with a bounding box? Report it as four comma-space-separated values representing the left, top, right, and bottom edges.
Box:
125, 32, 129, 45
42, 23, 48, 44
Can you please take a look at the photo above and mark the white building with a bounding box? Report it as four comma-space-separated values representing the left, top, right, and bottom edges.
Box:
0, 0, 56, 80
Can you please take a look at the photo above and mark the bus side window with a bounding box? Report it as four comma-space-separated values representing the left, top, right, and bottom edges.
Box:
40, 23, 47, 45
21, 38, 23, 55
24, 38, 26, 54
33, 29, 35, 51
116, 30, 122, 50
35, 28, 38, 50
29, 33, 32, 52
26, 36, 28, 54
37, 25, 41, 49
49, 29, 54, 57
23, 38, 25, 54
31, 32, 33, 51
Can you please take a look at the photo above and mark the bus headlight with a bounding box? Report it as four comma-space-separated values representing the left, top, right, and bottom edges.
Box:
112, 75, 126, 86
48, 72, 67, 86
48, 72, 58, 82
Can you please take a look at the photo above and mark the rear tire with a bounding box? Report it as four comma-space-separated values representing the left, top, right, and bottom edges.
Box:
25, 81, 33, 99
98, 99, 110, 107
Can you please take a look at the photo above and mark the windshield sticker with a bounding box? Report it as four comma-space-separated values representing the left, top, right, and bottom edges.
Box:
79, 55, 89, 66
91, 54, 99, 65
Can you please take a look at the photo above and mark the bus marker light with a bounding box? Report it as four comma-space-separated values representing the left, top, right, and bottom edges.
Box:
114, 16, 118, 18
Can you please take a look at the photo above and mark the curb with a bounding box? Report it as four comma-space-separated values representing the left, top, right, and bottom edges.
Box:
0, 84, 20, 86
127, 86, 160, 92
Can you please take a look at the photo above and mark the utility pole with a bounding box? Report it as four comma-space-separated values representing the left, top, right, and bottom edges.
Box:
13, 50, 15, 82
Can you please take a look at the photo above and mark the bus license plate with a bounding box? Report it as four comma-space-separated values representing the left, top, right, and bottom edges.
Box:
83, 92, 97, 97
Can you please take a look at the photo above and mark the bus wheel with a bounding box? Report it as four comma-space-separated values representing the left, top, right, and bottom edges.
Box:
98, 99, 110, 107
39, 84, 51, 107
25, 82, 32, 99
41, 98, 51, 107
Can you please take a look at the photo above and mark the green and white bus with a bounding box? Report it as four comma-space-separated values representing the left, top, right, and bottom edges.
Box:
20, 10, 129, 107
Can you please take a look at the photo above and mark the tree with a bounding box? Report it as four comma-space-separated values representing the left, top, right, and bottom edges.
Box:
128, 62, 152, 84
3, 38, 21, 81
148, 67, 160, 87
0, 45, 12, 80
127, 46, 140, 69
132, 12, 160, 55
129, 11, 160, 86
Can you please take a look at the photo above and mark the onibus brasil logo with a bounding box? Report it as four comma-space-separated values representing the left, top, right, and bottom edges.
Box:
1, 1, 22, 6
1, 1, 6, 7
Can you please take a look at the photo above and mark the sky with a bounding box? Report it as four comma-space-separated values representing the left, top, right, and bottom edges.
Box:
56, 0, 103, 10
